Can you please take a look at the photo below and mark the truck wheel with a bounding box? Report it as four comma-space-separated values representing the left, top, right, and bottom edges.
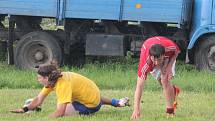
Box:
14, 31, 62, 69
195, 35, 215, 71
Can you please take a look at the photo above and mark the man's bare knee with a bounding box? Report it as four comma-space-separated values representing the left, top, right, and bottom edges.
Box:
64, 104, 78, 116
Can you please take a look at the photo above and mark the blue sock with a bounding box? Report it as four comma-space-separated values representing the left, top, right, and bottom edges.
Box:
111, 98, 119, 107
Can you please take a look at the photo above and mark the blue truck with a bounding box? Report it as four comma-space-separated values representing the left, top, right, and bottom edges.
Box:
0, 0, 214, 71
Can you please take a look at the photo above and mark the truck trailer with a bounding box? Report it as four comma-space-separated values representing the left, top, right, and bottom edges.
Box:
0, 0, 214, 71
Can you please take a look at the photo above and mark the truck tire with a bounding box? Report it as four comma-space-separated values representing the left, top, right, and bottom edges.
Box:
195, 35, 215, 71
14, 31, 62, 69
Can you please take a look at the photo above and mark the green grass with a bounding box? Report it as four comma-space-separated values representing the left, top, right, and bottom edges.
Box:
0, 61, 215, 93
0, 89, 214, 121
0, 61, 215, 120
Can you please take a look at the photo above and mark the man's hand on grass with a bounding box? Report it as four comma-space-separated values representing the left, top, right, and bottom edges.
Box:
10, 108, 25, 113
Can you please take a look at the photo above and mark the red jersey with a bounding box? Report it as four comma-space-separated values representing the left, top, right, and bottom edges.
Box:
137, 36, 180, 80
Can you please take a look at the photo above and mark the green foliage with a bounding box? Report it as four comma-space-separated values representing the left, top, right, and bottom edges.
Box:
0, 63, 41, 89
0, 61, 215, 93
40, 18, 63, 30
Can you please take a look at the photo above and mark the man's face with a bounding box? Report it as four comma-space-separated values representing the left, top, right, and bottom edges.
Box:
150, 55, 164, 66
37, 74, 49, 87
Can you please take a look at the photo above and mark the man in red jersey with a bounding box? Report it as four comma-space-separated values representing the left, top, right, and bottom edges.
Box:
131, 36, 181, 120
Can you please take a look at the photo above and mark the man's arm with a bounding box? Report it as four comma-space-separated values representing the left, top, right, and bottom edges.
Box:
28, 92, 47, 109
168, 52, 178, 67
49, 103, 67, 118
166, 52, 179, 71
131, 77, 145, 120
161, 58, 169, 74
10, 92, 47, 113
165, 52, 179, 80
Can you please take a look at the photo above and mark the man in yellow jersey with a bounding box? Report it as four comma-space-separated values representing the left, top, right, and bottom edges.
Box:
11, 64, 129, 118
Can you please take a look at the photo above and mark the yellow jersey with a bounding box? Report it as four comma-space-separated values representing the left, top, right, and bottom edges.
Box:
41, 72, 101, 108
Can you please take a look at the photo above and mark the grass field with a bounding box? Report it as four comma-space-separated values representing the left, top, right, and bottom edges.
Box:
0, 89, 214, 121
0, 61, 215, 121
0, 61, 214, 92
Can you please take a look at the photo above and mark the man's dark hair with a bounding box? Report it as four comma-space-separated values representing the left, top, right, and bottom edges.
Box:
149, 44, 165, 58
37, 63, 62, 87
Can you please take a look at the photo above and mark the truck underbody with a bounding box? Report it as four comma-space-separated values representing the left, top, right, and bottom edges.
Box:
0, 15, 188, 69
